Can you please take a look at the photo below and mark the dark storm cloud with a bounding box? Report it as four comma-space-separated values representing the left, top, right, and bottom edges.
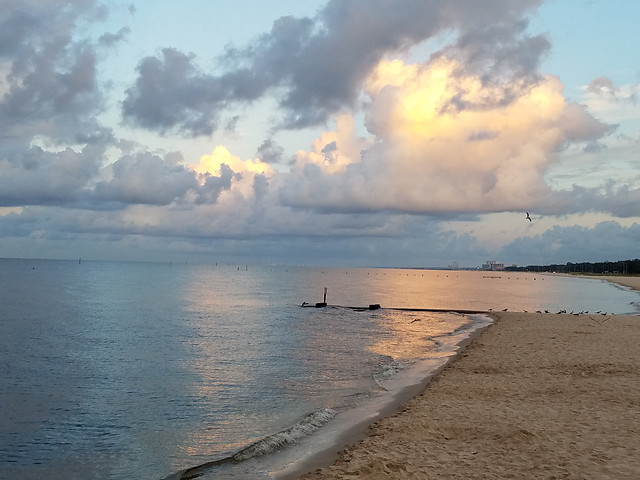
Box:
122, 0, 544, 136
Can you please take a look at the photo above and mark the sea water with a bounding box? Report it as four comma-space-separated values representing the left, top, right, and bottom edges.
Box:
1, 259, 638, 479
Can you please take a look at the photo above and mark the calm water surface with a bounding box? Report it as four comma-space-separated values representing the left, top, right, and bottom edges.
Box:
1, 259, 638, 479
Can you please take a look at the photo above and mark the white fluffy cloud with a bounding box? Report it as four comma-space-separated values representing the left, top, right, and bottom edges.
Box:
282, 57, 610, 214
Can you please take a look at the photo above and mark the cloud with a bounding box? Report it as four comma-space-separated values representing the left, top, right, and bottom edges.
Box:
455, 19, 548, 72
1, 0, 638, 267
93, 151, 198, 206
500, 221, 640, 264
122, 0, 546, 136
98, 27, 130, 48
256, 139, 285, 164
121, 48, 230, 136
291, 114, 372, 176
593, 182, 640, 218
587, 77, 616, 95
281, 57, 611, 215
0, 0, 123, 208
188, 145, 275, 205
0, 144, 105, 207
119, 1, 621, 222
0, 2, 108, 141
582, 76, 640, 125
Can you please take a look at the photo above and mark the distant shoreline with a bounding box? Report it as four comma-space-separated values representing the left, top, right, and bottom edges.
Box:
580, 274, 640, 293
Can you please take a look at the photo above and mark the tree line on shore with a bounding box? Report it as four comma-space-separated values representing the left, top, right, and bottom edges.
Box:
505, 259, 640, 275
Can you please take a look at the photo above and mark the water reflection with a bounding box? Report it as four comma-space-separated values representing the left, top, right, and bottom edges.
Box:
174, 266, 396, 468
161, 266, 640, 476
369, 310, 471, 361
176, 268, 277, 463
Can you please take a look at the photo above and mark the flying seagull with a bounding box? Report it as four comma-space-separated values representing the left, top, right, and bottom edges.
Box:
525, 212, 532, 222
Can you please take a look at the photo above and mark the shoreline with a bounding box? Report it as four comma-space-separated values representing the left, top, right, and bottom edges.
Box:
270, 315, 493, 480
581, 274, 640, 293
297, 276, 640, 479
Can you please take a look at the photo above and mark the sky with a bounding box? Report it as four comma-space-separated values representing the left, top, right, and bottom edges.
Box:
1, 0, 639, 268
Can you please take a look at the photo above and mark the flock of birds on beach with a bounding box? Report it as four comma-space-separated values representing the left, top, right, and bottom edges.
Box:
520, 211, 616, 321
488, 308, 615, 326
490, 308, 613, 316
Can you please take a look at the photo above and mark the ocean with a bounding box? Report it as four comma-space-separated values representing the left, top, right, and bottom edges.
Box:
1, 259, 639, 479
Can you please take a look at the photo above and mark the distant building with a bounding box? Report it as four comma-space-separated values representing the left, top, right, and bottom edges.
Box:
482, 260, 504, 271
449, 261, 459, 270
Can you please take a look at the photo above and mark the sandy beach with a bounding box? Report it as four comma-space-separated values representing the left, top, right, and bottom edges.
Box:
299, 276, 640, 479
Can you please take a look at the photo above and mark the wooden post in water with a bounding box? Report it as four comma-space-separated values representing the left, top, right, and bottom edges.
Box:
316, 287, 328, 308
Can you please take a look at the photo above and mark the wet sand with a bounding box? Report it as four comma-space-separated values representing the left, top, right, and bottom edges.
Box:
299, 276, 640, 479
588, 274, 640, 292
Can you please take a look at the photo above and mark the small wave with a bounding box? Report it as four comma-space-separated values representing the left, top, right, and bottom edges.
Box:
164, 408, 337, 479
373, 358, 403, 389
232, 408, 336, 461
440, 313, 492, 337
425, 314, 492, 355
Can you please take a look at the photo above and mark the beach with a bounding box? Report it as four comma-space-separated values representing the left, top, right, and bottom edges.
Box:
299, 276, 640, 479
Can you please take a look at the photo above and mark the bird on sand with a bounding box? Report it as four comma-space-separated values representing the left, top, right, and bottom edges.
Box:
525, 212, 532, 222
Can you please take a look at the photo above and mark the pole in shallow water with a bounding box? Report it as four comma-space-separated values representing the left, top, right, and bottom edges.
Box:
316, 287, 327, 308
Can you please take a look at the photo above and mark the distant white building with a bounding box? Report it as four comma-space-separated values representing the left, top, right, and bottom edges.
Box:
482, 260, 504, 271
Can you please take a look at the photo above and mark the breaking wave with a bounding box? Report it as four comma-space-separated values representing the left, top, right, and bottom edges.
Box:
164, 408, 337, 480
232, 408, 336, 461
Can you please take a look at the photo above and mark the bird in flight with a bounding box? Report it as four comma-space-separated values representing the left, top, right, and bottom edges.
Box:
525, 212, 532, 222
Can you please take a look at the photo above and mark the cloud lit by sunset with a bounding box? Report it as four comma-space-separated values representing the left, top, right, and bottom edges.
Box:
292, 115, 371, 175
286, 56, 609, 215
190, 146, 273, 180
